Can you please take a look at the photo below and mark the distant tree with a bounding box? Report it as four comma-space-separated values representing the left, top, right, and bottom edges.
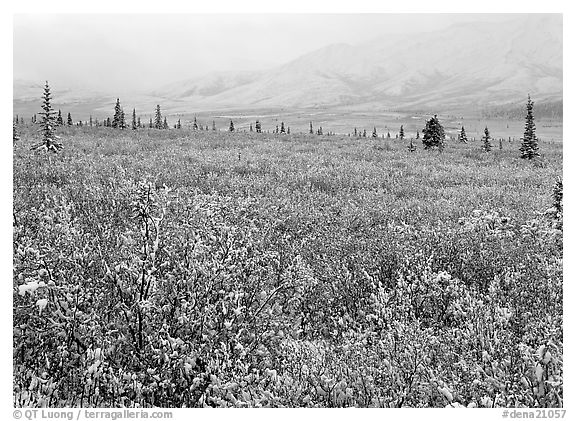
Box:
137, 116, 142, 128
287, 127, 291, 134
309, 121, 314, 134
106, 117, 111, 127
154, 105, 163, 129
79, 120, 83, 127
229, 120, 235, 132
213, 120, 217, 131
149, 117, 153, 129
112, 98, 122, 128
132, 108, 137, 130
354, 127, 358, 137
386, 131, 391, 139
13, 121, 20, 142
89, 115, 93, 127
193, 116, 198, 130
481, 126, 492, 152
372, 127, 377, 138
408, 138, 416, 152
275, 125, 279, 134
56, 110, 63, 126
422, 115, 445, 150
163, 117, 169, 130
458, 126, 468, 143
318, 126, 323, 135
280, 122, 286, 134
250, 124, 253, 132
32, 114, 36, 124
31, 81, 62, 153
67, 112, 73, 126
362, 129, 366, 138
416, 130, 420, 139
399, 125, 405, 140
255, 120, 261, 133
176, 118, 182, 129
395, 134, 398, 139
520, 94, 540, 159
499, 138, 503, 150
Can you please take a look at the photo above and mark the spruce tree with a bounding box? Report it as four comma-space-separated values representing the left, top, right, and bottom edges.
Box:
31, 81, 62, 153
422, 115, 445, 150
318, 126, 323, 135
57, 110, 63, 126
416, 130, 420, 139
119, 109, 126, 129
362, 129, 366, 138
280, 122, 286, 134
106, 117, 111, 127
177, 118, 182, 129
499, 138, 503, 150
399, 125, 405, 140
193, 116, 198, 130
458, 126, 468, 143
354, 127, 357, 137
89, 115, 93, 127
387, 131, 391, 139
163, 117, 168, 130
137, 117, 142, 128
229, 120, 235, 132
112, 98, 122, 128
67, 112, 73, 126
154, 105, 163, 129
481, 126, 492, 152
213, 120, 217, 131
287, 127, 290, 134
520, 95, 540, 159
255, 120, 261, 133
132, 109, 137, 130
372, 127, 377, 138
408, 138, 416, 152
13, 121, 20, 142
309, 121, 314, 134
149, 117, 153, 129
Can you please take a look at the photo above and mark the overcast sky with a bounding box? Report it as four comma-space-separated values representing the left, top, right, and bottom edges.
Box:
14, 14, 525, 93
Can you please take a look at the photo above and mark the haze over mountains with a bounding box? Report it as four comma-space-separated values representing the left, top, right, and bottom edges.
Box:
14, 15, 562, 118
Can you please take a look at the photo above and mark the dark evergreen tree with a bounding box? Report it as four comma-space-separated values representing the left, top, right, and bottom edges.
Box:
354, 127, 357, 137
229, 120, 235, 132
275, 125, 279, 134
137, 117, 141, 128
193, 116, 198, 130
176, 118, 182, 129
67, 112, 72, 126
318, 126, 323, 135
132, 108, 137, 130
499, 138, 503, 150
57, 110, 63, 126
112, 98, 122, 128
119, 109, 126, 129
213, 120, 217, 131
280, 122, 286, 134
422, 115, 445, 150
106, 117, 111, 127
31, 81, 62, 152
32, 114, 36, 124
287, 127, 290, 134
386, 131, 391, 139
408, 138, 416, 152
481, 126, 492, 152
372, 127, 377, 138
458, 126, 468, 143
163, 117, 169, 130
309, 121, 314, 134
416, 130, 420, 139
149, 117, 153, 129
89, 115, 93, 127
520, 95, 540, 159
13, 121, 20, 142
399, 125, 405, 140
255, 120, 261, 133
154, 105, 163, 129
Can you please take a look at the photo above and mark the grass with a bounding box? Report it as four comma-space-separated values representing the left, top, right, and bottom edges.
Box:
13, 125, 563, 408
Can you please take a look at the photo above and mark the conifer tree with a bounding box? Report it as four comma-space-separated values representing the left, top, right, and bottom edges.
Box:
177, 118, 182, 129
399, 125, 405, 140
57, 110, 63, 126
255, 120, 261, 133
318, 126, 323, 135
137, 117, 141, 128
89, 115, 93, 127
354, 127, 357, 137
154, 105, 163, 129
520, 95, 540, 159
408, 138, 416, 152
309, 121, 314, 134
422, 115, 445, 150
250, 124, 253, 132
229, 120, 235, 132
280, 122, 286, 134
31, 81, 62, 153
275, 125, 279, 134
387, 131, 391, 139
163, 117, 168, 130
67, 112, 73, 126
458, 126, 468, 143
106, 117, 111, 127
481, 126, 492, 152
32, 114, 36, 124
372, 127, 377, 138
362, 129, 366, 138
13, 121, 20, 142
213, 120, 217, 131
416, 130, 420, 139
287, 127, 290, 134
193, 116, 198, 130
499, 138, 503, 150
112, 98, 122, 128
149, 117, 153, 129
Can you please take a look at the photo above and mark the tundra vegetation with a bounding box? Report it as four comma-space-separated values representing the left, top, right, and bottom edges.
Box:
13, 89, 562, 408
